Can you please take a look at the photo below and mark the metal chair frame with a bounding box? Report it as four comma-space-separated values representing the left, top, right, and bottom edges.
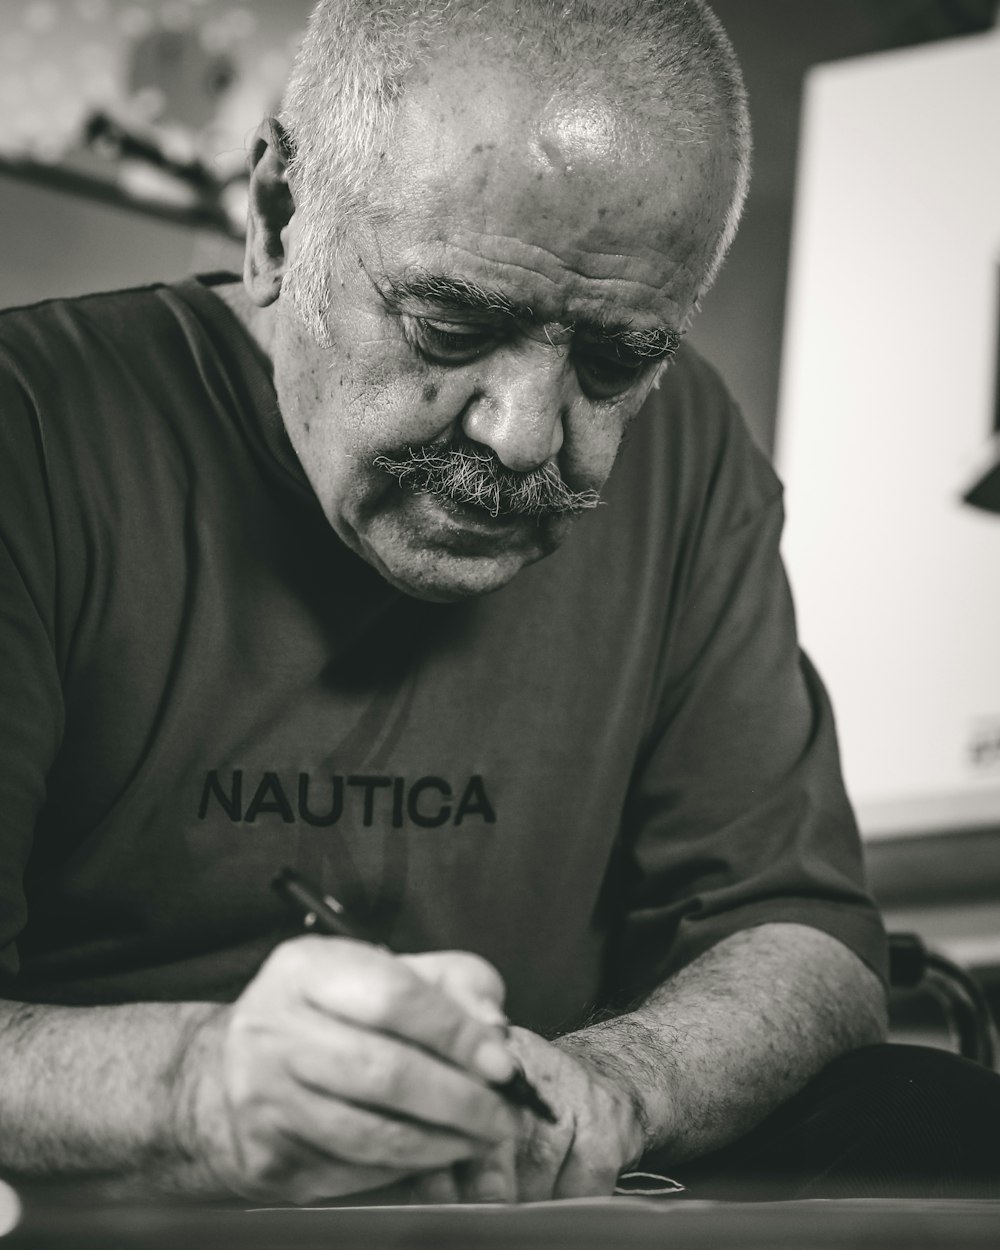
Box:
889, 932, 998, 1069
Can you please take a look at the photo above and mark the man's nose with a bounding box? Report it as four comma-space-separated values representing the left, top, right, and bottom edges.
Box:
461, 348, 569, 472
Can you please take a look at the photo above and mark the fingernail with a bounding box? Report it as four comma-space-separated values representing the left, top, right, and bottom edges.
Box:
473, 1039, 515, 1083
462, 998, 509, 1029
478, 1003, 510, 1029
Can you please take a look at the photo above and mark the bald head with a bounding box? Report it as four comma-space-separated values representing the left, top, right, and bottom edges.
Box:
277, 0, 750, 342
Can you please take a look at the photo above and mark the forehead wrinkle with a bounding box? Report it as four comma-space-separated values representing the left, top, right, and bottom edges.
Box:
438, 235, 698, 321
446, 231, 683, 289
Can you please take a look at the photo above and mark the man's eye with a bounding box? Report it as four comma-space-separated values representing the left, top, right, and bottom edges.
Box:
573, 344, 649, 400
412, 319, 498, 362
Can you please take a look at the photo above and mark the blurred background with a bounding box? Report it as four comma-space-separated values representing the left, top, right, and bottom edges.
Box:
1, 0, 999, 1057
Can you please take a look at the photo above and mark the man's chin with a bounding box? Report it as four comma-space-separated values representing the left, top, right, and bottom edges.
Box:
368, 544, 544, 602
349, 491, 571, 600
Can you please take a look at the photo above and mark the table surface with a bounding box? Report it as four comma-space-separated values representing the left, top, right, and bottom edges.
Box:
5, 1196, 1000, 1250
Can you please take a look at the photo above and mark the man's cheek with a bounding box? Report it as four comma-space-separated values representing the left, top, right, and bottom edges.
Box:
354, 372, 469, 456
562, 424, 626, 496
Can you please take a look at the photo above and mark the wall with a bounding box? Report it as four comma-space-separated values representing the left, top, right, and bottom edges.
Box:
689, 0, 999, 454
777, 29, 1000, 840
0, 0, 309, 307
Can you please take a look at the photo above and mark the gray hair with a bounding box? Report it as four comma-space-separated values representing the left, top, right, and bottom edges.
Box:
278, 0, 752, 342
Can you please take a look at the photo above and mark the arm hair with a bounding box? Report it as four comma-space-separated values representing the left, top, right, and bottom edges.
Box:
556, 922, 888, 1163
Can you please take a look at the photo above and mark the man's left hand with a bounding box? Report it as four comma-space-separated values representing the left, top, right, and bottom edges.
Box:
424, 1024, 647, 1203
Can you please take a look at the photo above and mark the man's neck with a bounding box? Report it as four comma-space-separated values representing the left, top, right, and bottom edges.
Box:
210, 279, 277, 363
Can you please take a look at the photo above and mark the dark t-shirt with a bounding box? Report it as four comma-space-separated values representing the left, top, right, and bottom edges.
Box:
0, 276, 886, 1035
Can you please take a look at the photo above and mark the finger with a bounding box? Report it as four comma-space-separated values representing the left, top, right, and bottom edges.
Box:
409, 1167, 463, 1205
403, 951, 508, 1027
455, 1138, 517, 1204
268, 938, 516, 1082
248, 1070, 497, 1172
552, 1138, 619, 1200
228, 1118, 412, 1205
515, 1119, 576, 1203
276, 1009, 518, 1144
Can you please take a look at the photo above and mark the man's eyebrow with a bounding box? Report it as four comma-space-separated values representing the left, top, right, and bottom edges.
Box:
591, 324, 682, 360
380, 272, 524, 318
379, 270, 681, 358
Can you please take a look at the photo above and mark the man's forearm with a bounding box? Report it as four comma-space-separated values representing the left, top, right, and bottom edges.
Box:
0, 944, 527, 1205
0, 998, 220, 1191
556, 922, 888, 1166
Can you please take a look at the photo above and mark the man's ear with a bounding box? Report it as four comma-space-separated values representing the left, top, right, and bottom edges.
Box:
244, 118, 295, 307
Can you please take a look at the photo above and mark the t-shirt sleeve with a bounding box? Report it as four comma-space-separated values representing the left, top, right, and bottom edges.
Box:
0, 356, 65, 984
611, 409, 888, 999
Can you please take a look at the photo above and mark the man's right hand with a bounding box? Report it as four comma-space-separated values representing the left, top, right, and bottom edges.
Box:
173, 937, 519, 1204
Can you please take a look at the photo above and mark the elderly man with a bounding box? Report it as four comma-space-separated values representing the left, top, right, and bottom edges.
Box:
1, 0, 996, 1208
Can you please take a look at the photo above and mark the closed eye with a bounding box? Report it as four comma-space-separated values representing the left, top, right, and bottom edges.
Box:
409, 317, 503, 364
406, 315, 664, 399
572, 340, 655, 400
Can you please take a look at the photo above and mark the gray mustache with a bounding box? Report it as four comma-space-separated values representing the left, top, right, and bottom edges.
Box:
373, 443, 602, 519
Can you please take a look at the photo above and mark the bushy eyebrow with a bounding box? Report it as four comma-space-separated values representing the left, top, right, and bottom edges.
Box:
380, 272, 524, 318
597, 325, 681, 359
379, 269, 681, 360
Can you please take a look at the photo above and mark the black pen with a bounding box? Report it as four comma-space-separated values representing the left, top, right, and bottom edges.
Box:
272, 866, 557, 1124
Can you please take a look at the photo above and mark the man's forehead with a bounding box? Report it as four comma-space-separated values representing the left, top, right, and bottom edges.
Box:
394, 40, 663, 177
376, 61, 731, 331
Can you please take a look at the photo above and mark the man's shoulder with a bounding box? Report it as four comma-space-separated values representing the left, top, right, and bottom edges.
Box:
0, 281, 170, 352
1, 275, 244, 436
613, 342, 782, 533
643, 342, 766, 467
655, 340, 734, 406
0, 281, 189, 414
0, 278, 247, 547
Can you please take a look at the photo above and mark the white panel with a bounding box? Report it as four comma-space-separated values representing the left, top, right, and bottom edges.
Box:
776, 30, 1000, 838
